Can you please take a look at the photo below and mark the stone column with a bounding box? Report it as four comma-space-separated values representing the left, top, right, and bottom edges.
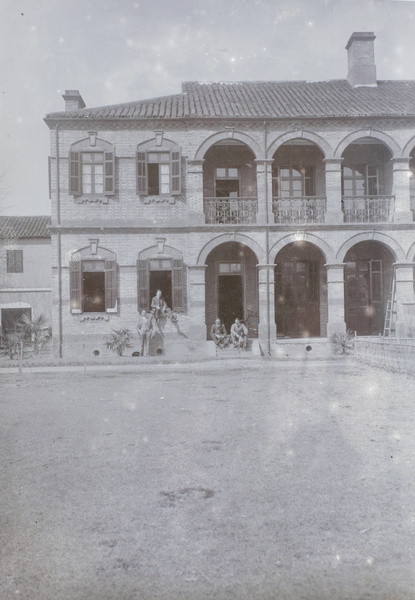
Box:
257, 264, 276, 354
187, 265, 208, 340
324, 159, 344, 224
392, 158, 413, 223
393, 262, 415, 337
255, 159, 274, 224
186, 159, 206, 225
325, 263, 346, 337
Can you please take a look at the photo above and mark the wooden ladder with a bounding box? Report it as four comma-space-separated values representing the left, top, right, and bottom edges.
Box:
383, 273, 397, 337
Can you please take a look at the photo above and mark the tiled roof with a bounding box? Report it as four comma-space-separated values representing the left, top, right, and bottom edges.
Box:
45, 80, 415, 121
0, 216, 51, 239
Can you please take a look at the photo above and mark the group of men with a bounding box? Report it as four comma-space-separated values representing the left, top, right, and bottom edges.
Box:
210, 317, 248, 350
138, 289, 249, 356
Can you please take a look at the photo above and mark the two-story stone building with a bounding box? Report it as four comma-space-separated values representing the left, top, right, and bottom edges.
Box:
44, 32, 415, 358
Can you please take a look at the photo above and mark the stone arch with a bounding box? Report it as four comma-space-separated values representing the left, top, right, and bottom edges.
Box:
136, 136, 179, 152
70, 243, 115, 262
194, 131, 262, 161
270, 233, 334, 264
336, 232, 405, 263
70, 137, 113, 152
267, 130, 334, 159
405, 242, 415, 262
402, 136, 415, 158
138, 244, 183, 261
335, 130, 402, 159
197, 233, 264, 265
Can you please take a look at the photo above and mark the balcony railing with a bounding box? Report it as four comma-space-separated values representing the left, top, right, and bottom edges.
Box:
273, 197, 326, 224
204, 197, 257, 224
342, 196, 394, 223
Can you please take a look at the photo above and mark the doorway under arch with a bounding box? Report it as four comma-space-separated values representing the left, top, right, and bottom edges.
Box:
344, 241, 394, 335
205, 242, 259, 338
275, 242, 327, 338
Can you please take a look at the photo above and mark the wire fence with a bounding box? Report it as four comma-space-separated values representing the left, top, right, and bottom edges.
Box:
353, 336, 415, 376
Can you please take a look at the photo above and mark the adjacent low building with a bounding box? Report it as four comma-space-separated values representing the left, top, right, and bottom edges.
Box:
44, 31, 415, 358
0, 216, 51, 336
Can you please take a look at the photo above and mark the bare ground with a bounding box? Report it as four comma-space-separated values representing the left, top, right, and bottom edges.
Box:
1, 358, 415, 600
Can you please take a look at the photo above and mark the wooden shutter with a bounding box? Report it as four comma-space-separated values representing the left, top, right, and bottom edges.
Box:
172, 259, 185, 312
69, 151, 81, 195
137, 259, 149, 310
171, 150, 181, 195
136, 152, 148, 195
105, 260, 117, 310
69, 260, 82, 312
104, 152, 115, 195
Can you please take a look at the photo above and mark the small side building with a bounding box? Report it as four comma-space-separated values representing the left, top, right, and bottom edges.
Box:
0, 216, 52, 336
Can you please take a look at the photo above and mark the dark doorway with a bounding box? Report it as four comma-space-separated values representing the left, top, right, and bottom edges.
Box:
218, 275, 243, 332
1, 307, 31, 335
275, 260, 320, 337
150, 270, 172, 308
344, 242, 393, 336
83, 272, 105, 312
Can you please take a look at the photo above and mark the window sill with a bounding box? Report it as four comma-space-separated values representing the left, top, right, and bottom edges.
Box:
141, 196, 176, 204
75, 196, 110, 204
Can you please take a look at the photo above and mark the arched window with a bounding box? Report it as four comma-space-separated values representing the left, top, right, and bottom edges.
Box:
69, 244, 117, 313
69, 136, 115, 197
136, 138, 181, 196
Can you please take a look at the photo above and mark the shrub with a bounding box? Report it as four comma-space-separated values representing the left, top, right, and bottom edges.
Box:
105, 328, 133, 357
331, 330, 355, 355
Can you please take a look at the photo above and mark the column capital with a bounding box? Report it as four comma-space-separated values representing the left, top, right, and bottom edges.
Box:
187, 264, 207, 271
257, 264, 275, 270
393, 262, 414, 269
325, 263, 346, 270
390, 157, 410, 168
254, 158, 274, 164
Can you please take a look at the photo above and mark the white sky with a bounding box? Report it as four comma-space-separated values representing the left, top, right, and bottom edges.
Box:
1, 0, 415, 215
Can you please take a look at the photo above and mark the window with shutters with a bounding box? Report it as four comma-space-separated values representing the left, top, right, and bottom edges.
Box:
70, 258, 117, 313
136, 145, 181, 196
7, 249, 23, 273
69, 145, 115, 197
137, 257, 186, 313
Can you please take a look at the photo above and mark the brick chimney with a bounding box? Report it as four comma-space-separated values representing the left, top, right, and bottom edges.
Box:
62, 90, 86, 111
346, 32, 377, 87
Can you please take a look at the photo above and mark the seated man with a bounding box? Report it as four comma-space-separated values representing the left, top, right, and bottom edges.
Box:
231, 318, 248, 349
210, 318, 230, 349
151, 289, 168, 320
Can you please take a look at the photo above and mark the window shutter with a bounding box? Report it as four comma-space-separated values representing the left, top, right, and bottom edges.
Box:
15, 250, 23, 273
171, 150, 181, 195
136, 152, 148, 195
105, 260, 117, 310
172, 259, 186, 312
104, 152, 115, 195
69, 260, 82, 312
69, 151, 81, 195
137, 259, 149, 310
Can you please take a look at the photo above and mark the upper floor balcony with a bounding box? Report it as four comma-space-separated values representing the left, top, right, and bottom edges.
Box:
273, 196, 326, 224
204, 197, 257, 224
342, 196, 394, 223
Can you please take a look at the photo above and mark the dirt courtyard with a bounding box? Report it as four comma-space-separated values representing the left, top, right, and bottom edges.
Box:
1, 357, 415, 600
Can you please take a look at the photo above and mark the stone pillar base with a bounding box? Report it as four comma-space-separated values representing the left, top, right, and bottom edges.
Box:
188, 212, 206, 225
326, 320, 347, 338
325, 211, 344, 224
393, 211, 414, 223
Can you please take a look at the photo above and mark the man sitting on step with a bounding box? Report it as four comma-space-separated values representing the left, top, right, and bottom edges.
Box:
231, 318, 248, 350
210, 318, 230, 349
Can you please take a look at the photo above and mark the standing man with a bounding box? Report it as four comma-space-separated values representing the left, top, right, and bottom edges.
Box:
137, 310, 153, 357
231, 318, 248, 349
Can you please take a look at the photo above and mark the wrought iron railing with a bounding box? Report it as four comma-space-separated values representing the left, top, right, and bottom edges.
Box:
342, 196, 394, 223
204, 197, 257, 224
272, 197, 326, 224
